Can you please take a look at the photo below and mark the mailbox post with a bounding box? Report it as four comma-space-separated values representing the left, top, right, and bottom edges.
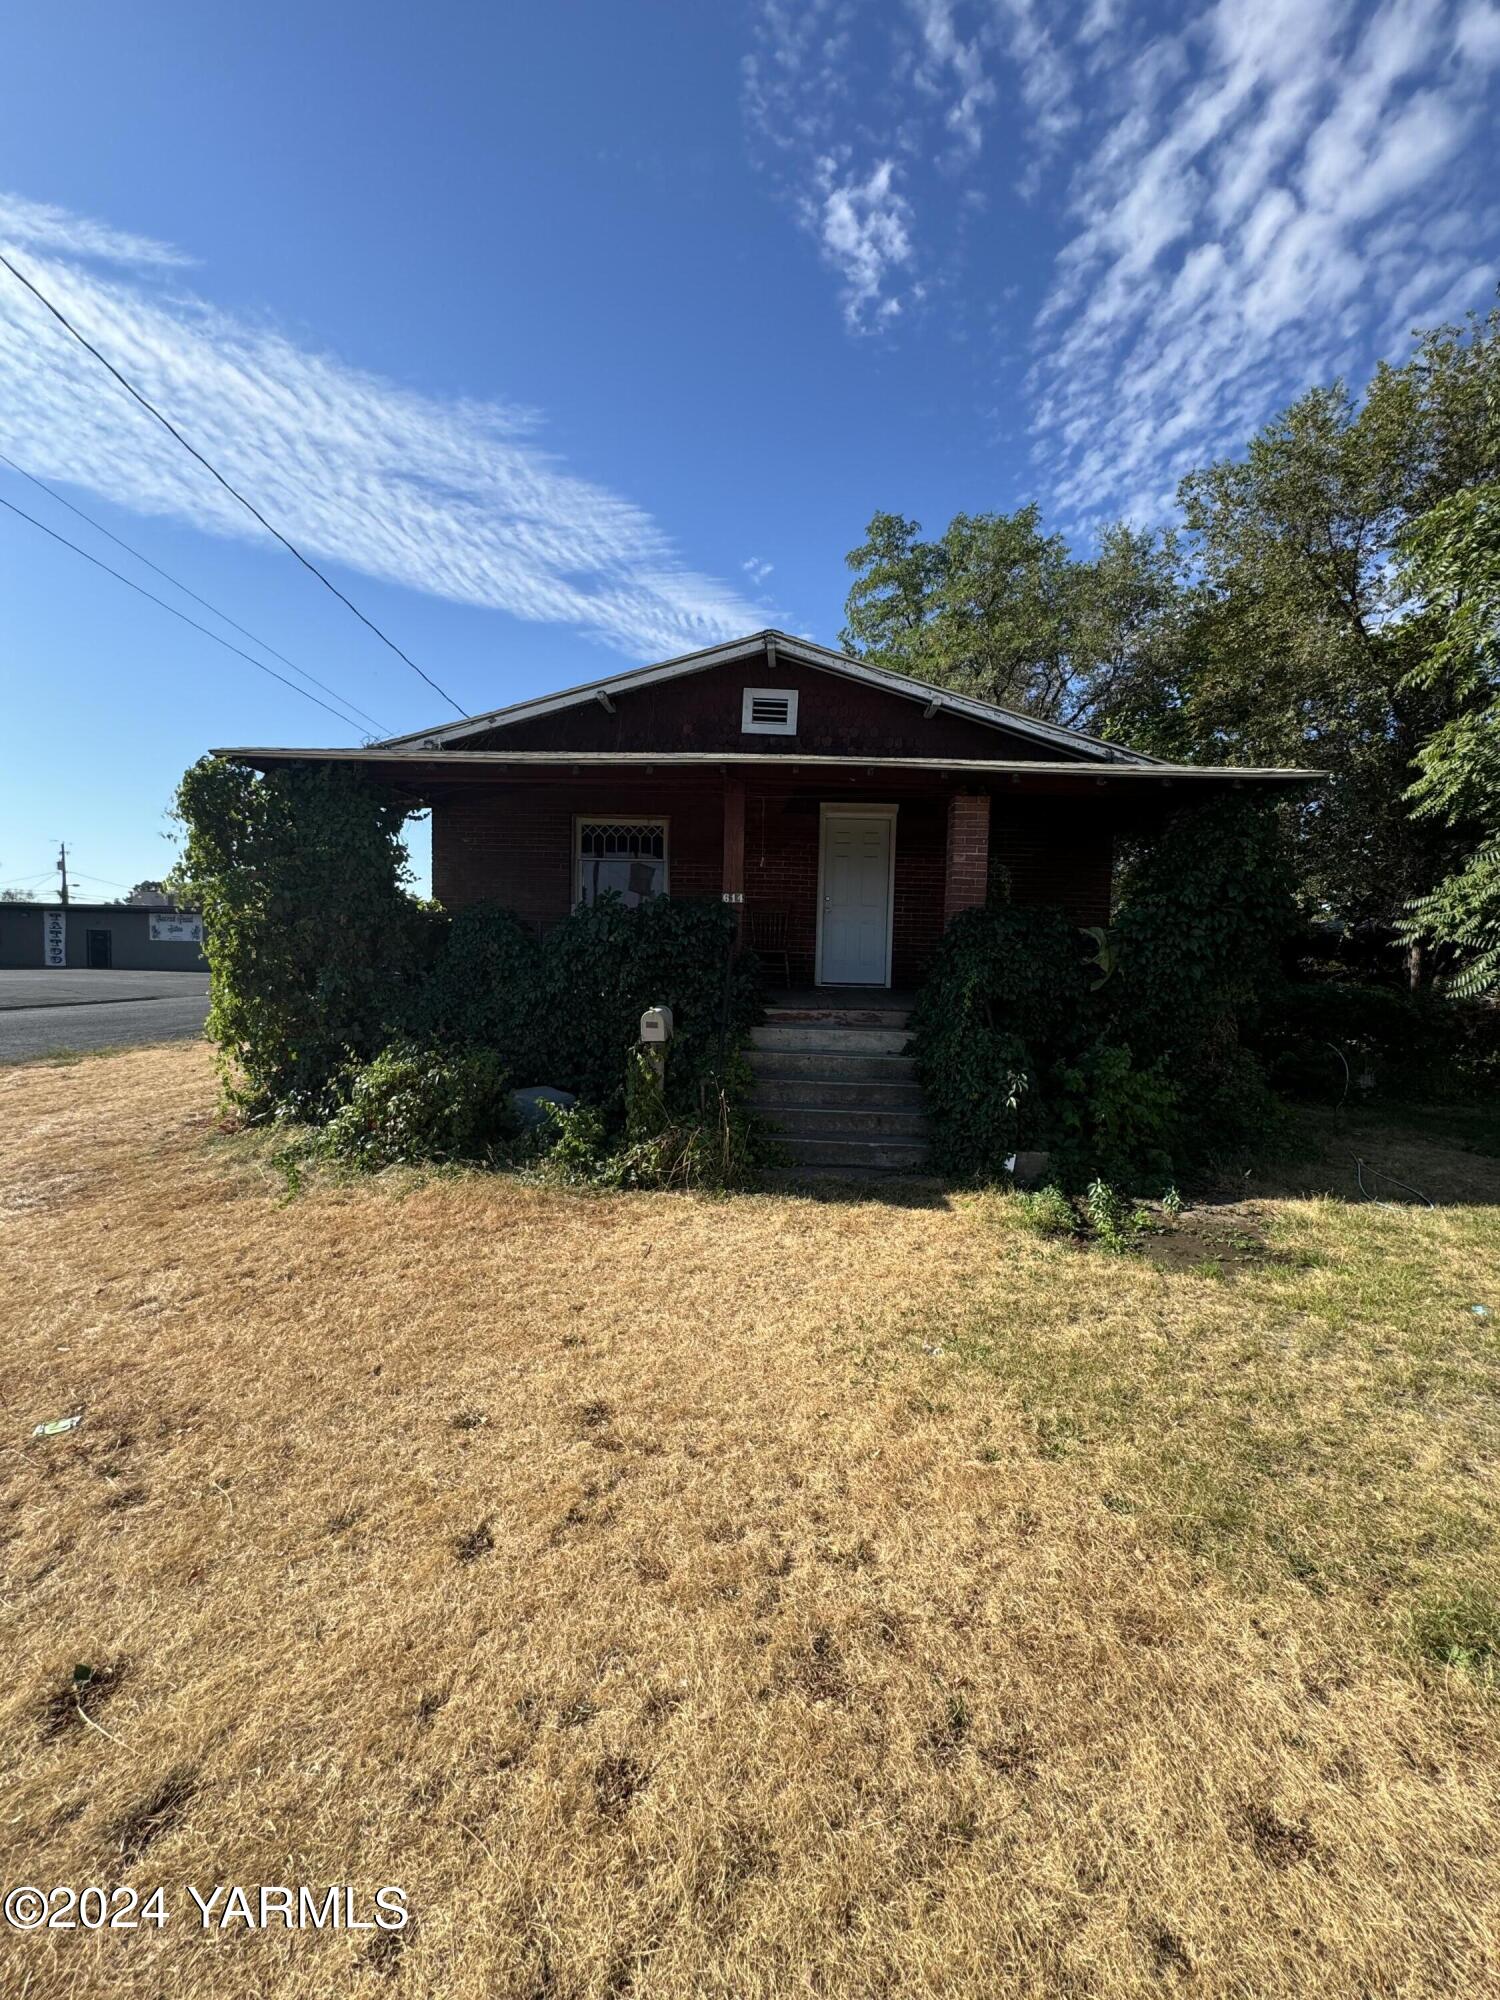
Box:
639, 1003, 674, 1093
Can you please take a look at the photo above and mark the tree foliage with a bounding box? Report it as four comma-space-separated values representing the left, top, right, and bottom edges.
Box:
844, 306, 1500, 991
911, 797, 1292, 1188
174, 757, 761, 1135
1397, 479, 1500, 993
171, 757, 435, 1116
841, 506, 1182, 730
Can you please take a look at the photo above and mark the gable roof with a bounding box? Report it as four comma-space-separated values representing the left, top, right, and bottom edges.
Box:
374, 629, 1161, 766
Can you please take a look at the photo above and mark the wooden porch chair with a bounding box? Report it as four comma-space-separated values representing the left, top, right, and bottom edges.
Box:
745, 904, 791, 987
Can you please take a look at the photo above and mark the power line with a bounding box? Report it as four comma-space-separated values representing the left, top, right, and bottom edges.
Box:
71, 870, 140, 891
0, 491, 375, 734
0, 449, 389, 736
0, 248, 466, 720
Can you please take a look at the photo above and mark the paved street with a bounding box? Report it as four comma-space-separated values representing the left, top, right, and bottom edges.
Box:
0, 970, 210, 1063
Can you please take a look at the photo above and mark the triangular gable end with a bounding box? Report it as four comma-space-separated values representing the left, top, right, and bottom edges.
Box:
376, 630, 1159, 766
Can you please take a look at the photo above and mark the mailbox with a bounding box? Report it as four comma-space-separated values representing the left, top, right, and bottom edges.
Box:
640, 1004, 674, 1046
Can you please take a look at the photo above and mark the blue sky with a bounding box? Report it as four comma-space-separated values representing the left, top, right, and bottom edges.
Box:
2, 0, 1497, 898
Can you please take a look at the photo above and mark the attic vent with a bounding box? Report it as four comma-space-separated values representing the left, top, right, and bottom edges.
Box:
742, 687, 798, 736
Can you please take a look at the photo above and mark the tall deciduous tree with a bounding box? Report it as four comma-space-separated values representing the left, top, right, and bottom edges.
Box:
1397, 479, 1500, 993
1154, 310, 1500, 971
841, 506, 1183, 730
842, 306, 1500, 987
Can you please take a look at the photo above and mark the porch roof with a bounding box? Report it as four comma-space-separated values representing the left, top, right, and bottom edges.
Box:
214, 745, 1321, 790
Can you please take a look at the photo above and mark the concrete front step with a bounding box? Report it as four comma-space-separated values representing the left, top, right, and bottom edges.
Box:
751, 1075, 925, 1111
750, 1023, 911, 1056
757, 1103, 930, 1139
777, 1134, 931, 1170
748, 1049, 919, 1084
764, 1005, 911, 1030
749, 1013, 930, 1174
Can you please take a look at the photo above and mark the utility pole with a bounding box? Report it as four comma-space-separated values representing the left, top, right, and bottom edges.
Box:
57, 840, 69, 908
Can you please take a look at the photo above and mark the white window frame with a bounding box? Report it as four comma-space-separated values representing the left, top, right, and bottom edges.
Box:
741, 686, 799, 735
573, 815, 670, 909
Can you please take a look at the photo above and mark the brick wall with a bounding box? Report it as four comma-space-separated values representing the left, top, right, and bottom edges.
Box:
943, 793, 991, 928
991, 803, 1113, 925
432, 783, 723, 915
430, 781, 1112, 978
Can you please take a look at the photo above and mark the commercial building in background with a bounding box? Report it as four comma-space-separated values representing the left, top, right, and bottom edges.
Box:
0, 902, 207, 971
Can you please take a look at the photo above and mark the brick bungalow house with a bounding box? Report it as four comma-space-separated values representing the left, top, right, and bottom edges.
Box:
222, 629, 1313, 994
222, 630, 1315, 1170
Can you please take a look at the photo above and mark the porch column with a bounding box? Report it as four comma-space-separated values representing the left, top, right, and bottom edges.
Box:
721, 776, 746, 938
943, 791, 990, 928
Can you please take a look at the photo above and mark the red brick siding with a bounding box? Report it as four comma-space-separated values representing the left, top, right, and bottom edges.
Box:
432, 784, 722, 915
892, 803, 947, 987
462, 656, 1081, 762
943, 793, 991, 928
431, 782, 1112, 980
433, 792, 573, 920
734, 789, 947, 987
991, 805, 1113, 925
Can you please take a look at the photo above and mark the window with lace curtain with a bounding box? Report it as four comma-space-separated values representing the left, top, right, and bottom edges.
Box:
574, 818, 668, 908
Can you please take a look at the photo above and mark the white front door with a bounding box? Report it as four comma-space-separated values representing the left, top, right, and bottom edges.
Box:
818, 811, 894, 986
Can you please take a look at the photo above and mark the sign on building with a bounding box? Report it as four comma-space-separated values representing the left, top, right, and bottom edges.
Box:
148, 913, 204, 944
43, 908, 66, 967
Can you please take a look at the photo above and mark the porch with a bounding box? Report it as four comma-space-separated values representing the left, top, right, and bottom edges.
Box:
426, 760, 1126, 991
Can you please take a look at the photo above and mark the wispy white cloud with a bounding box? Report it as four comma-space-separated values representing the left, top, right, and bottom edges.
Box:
744, 1, 922, 328
1458, 0, 1500, 61
806, 155, 915, 327
743, 0, 1496, 517
745, 1, 1085, 325
910, 0, 996, 163
0, 190, 192, 269
742, 555, 775, 585
992, 0, 1079, 151
0, 195, 763, 665
1030, 0, 1500, 519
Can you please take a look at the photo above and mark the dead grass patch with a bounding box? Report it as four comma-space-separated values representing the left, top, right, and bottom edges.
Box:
1, 1044, 1498, 1999
106, 1764, 199, 1861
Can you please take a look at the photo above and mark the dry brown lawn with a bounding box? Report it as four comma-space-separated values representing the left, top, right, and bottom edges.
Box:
2, 1042, 1499, 2000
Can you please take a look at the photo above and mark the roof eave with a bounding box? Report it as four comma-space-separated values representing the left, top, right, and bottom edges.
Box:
212, 744, 1323, 785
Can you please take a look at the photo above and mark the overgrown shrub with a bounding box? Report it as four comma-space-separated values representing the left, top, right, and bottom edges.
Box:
418, 903, 543, 1069
1013, 1184, 1076, 1237
541, 1051, 760, 1191
1083, 1178, 1151, 1254
536, 893, 760, 1118
172, 757, 437, 1118
910, 904, 1091, 1177
1049, 1041, 1181, 1189
320, 1041, 516, 1170
411, 891, 761, 1124
1109, 795, 1295, 1076
1254, 978, 1500, 1101
175, 751, 764, 1160
911, 796, 1294, 1188
1011, 1178, 1152, 1252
